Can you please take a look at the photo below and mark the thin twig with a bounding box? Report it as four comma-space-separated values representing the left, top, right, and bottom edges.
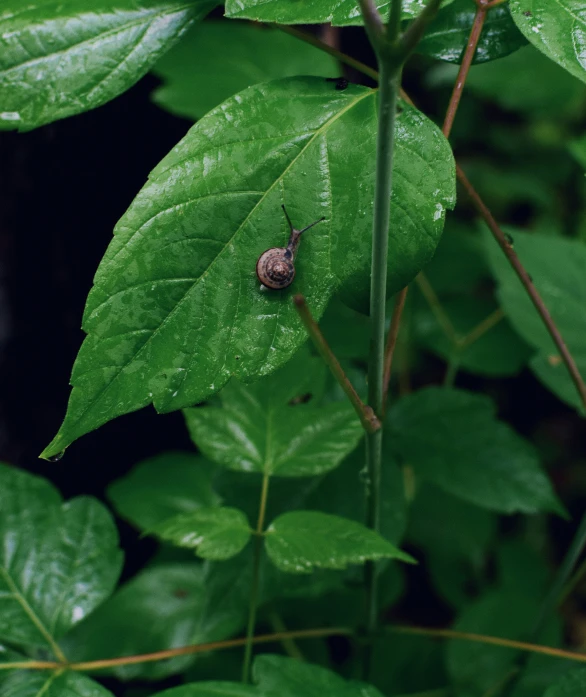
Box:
457, 308, 504, 350
415, 273, 458, 344
457, 164, 586, 412
383, 287, 408, 413
293, 295, 381, 433
399, 0, 443, 60
442, 6, 487, 137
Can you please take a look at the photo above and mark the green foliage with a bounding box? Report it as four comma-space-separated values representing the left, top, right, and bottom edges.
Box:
0, 0, 216, 131
0, 672, 115, 697
544, 669, 586, 697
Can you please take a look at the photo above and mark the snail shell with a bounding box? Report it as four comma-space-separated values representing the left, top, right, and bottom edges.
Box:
256, 248, 295, 289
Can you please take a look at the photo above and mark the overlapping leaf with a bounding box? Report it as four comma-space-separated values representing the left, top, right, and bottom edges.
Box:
265, 511, 415, 573
0, 671, 114, 697
41, 77, 455, 459
484, 229, 586, 411
387, 388, 563, 514
0, 463, 122, 654
151, 21, 338, 120
0, 0, 216, 131
509, 0, 586, 84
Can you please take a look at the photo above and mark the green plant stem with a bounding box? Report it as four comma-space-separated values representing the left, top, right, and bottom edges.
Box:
293, 295, 381, 433
415, 273, 458, 344
242, 473, 270, 683
443, 355, 460, 387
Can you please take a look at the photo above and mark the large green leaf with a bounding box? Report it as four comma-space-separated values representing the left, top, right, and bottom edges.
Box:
62, 561, 249, 680
387, 388, 563, 515
418, 0, 527, 64
0, 463, 122, 655
151, 507, 252, 559
265, 511, 415, 573
544, 669, 586, 696
224, 0, 446, 25
509, 0, 586, 84
185, 354, 362, 477
0, 671, 115, 697
108, 451, 220, 529
151, 21, 338, 120
484, 229, 586, 411
41, 77, 455, 459
0, 0, 215, 132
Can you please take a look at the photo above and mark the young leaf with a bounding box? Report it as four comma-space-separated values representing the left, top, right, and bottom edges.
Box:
264, 511, 415, 573
387, 387, 563, 515
150, 507, 252, 560
418, 0, 527, 64
484, 229, 586, 411
544, 669, 586, 697
151, 22, 338, 120
0, 0, 216, 132
509, 0, 586, 84
62, 560, 250, 680
185, 360, 363, 477
0, 463, 123, 654
41, 77, 455, 459
108, 451, 220, 529
0, 671, 115, 697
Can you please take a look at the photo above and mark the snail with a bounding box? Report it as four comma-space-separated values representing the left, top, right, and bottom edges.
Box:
256, 205, 325, 290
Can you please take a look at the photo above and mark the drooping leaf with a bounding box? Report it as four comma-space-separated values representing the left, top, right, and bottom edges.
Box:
185, 350, 362, 477
413, 295, 532, 377
544, 669, 586, 696
108, 451, 220, 530
265, 511, 415, 573
62, 560, 249, 680
225, 0, 448, 25
387, 388, 563, 515
0, 0, 216, 132
253, 654, 386, 697
41, 77, 455, 459
509, 0, 586, 84
151, 21, 338, 120
151, 507, 252, 560
418, 0, 527, 64
0, 463, 122, 654
484, 229, 586, 412
0, 671, 115, 697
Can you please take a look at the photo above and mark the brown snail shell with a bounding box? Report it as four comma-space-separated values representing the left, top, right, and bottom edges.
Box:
256, 206, 325, 290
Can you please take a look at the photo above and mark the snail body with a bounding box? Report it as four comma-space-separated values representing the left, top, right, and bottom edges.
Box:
256, 206, 325, 290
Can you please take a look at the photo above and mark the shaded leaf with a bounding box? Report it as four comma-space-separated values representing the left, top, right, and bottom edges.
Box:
62, 561, 249, 680
484, 229, 586, 412
510, 0, 586, 84
544, 669, 586, 696
0, 0, 215, 132
418, 0, 527, 64
0, 463, 122, 654
151, 21, 338, 120
185, 353, 362, 477
151, 685, 256, 697
108, 451, 220, 530
151, 507, 252, 560
41, 77, 455, 459
387, 388, 563, 515
265, 511, 415, 573
0, 671, 114, 697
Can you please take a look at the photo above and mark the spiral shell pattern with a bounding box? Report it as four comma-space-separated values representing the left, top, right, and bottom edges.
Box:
256, 247, 295, 289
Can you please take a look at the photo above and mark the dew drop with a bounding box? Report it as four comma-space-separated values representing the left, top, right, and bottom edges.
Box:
48, 450, 65, 462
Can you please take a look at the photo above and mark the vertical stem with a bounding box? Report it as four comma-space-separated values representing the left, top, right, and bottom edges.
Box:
365, 56, 401, 648
382, 286, 408, 414
242, 473, 270, 683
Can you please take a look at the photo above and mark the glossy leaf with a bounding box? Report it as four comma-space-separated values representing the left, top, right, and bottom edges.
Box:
42, 77, 455, 459
0, 671, 115, 697
62, 561, 249, 680
484, 229, 586, 411
151, 21, 338, 120
0, 463, 122, 654
414, 295, 532, 376
185, 362, 362, 477
108, 451, 220, 529
253, 654, 385, 697
225, 0, 447, 25
151, 507, 252, 559
509, 0, 586, 84
544, 669, 586, 697
151, 685, 257, 697
418, 0, 527, 64
0, 0, 216, 132
387, 387, 563, 515
265, 511, 415, 573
